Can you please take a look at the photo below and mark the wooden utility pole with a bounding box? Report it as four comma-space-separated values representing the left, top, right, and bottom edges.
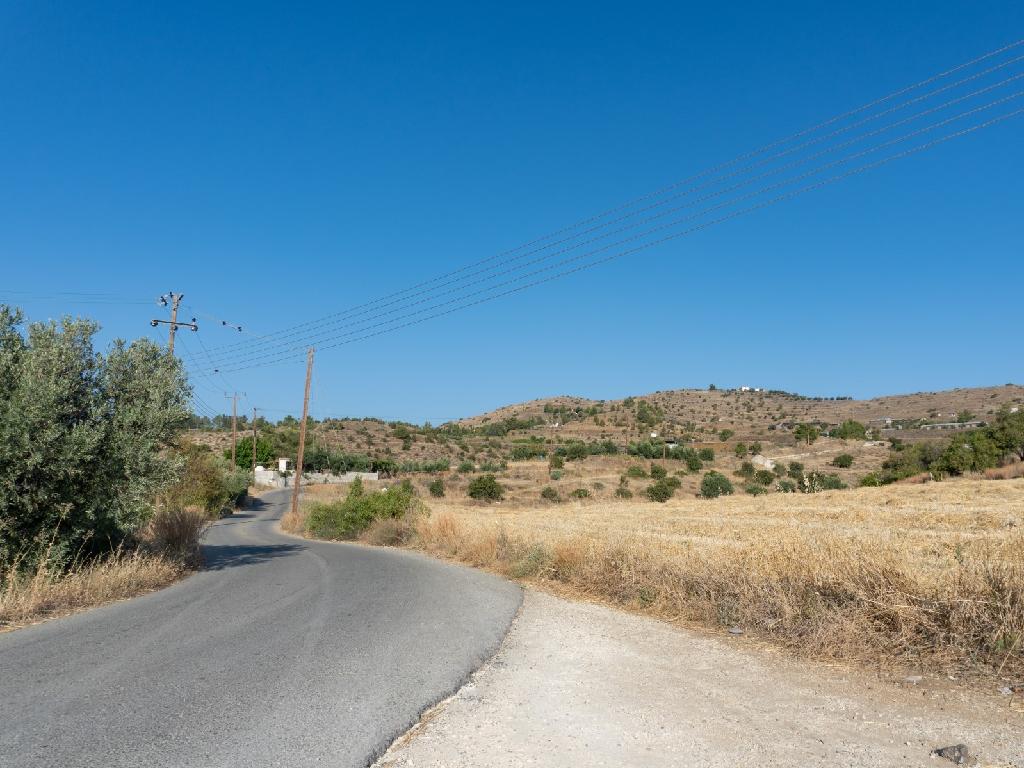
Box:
150, 292, 197, 356
168, 293, 181, 355
291, 348, 315, 519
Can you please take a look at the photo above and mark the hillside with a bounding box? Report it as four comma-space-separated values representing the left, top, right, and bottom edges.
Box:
187, 384, 1024, 502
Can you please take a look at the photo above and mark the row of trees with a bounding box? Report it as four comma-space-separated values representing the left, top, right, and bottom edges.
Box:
877, 408, 1024, 483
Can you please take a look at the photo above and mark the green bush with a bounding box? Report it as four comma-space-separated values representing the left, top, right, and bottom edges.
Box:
787, 461, 804, 478
829, 420, 867, 440
645, 479, 675, 502
859, 473, 882, 487
753, 469, 775, 486
614, 486, 633, 499
734, 442, 747, 458
649, 463, 667, 479
457, 460, 475, 473
467, 474, 504, 501
549, 455, 565, 470
776, 479, 797, 493
718, 429, 734, 441
832, 453, 854, 468
570, 488, 590, 499
625, 465, 647, 478
307, 480, 417, 540
540, 486, 560, 502
428, 478, 445, 497
736, 461, 755, 479
171, 445, 248, 516
744, 483, 768, 496
549, 469, 563, 481
697, 447, 715, 462
700, 471, 734, 498
802, 472, 847, 492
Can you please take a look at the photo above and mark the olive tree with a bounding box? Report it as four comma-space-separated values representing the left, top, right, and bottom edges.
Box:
0, 307, 190, 569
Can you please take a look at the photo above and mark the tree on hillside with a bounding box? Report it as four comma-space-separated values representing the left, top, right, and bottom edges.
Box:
0, 306, 191, 569
993, 407, 1024, 461
794, 423, 820, 445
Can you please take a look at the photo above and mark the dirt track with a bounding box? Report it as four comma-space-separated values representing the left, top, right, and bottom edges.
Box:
377, 590, 1023, 768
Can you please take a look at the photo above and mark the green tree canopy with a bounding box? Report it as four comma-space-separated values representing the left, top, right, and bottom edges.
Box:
0, 306, 190, 569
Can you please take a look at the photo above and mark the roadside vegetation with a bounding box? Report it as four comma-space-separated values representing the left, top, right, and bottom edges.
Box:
0, 306, 246, 630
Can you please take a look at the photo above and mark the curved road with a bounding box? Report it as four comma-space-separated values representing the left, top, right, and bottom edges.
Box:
0, 490, 521, 767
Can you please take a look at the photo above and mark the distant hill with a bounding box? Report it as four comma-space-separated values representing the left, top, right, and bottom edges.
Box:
189, 384, 1023, 469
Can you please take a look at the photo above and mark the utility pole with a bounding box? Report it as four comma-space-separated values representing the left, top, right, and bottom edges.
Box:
291, 348, 315, 519
150, 292, 197, 356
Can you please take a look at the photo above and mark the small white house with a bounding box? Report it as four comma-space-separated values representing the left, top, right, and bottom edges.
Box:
278, 458, 292, 473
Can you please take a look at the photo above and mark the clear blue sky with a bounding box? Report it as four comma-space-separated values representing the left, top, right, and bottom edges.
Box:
2, 1, 1021, 423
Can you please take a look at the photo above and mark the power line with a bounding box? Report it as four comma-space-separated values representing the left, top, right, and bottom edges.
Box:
189, 39, 1024, 363
206, 92, 1024, 370
218, 105, 1023, 373
196, 74, 1024, 369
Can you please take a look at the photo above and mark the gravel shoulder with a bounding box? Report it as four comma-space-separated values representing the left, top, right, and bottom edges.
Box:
376, 589, 1024, 768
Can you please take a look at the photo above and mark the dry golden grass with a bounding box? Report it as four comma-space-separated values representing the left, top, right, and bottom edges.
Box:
403, 478, 1024, 678
0, 507, 208, 631
0, 550, 185, 630
986, 462, 1024, 480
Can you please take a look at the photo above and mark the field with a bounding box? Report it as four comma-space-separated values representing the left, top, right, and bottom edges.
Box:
299, 476, 1024, 681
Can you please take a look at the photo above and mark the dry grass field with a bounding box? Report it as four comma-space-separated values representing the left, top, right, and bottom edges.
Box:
293, 477, 1024, 681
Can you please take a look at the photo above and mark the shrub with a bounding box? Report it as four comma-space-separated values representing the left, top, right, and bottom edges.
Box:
570, 487, 590, 499
549, 455, 565, 470
614, 486, 633, 499
753, 469, 775, 486
307, 480, 417, 540
625, 465, 647, 478
776, 479, 797, 493
787, 462, 804, 478
829, 420, 867, 440
802, 472, 847, 493
549, 469, 563, 481
744, 483, 768, 496
859, 473, 882, 487
457, 460, 475, 473
510, 443, 546, 461
540, 486, 560, 502
649, 463, 667, 479
467, 474, 504, 501
832, 453, 854, 468
700, 471, 734, 498
718, 429, 734, 441
749, 441, 762, 455
734, 442, 747, 458
645, 480, 675, 502
428, 478, 445, 497
736, 461, 755, 479
697, 447, 715, 462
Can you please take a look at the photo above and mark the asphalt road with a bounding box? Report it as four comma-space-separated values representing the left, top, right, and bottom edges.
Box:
0, 490, 521, 768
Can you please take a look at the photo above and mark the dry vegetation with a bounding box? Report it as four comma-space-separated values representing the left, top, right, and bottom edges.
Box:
293, 478, 1024, 681
0, 507, 208, 631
